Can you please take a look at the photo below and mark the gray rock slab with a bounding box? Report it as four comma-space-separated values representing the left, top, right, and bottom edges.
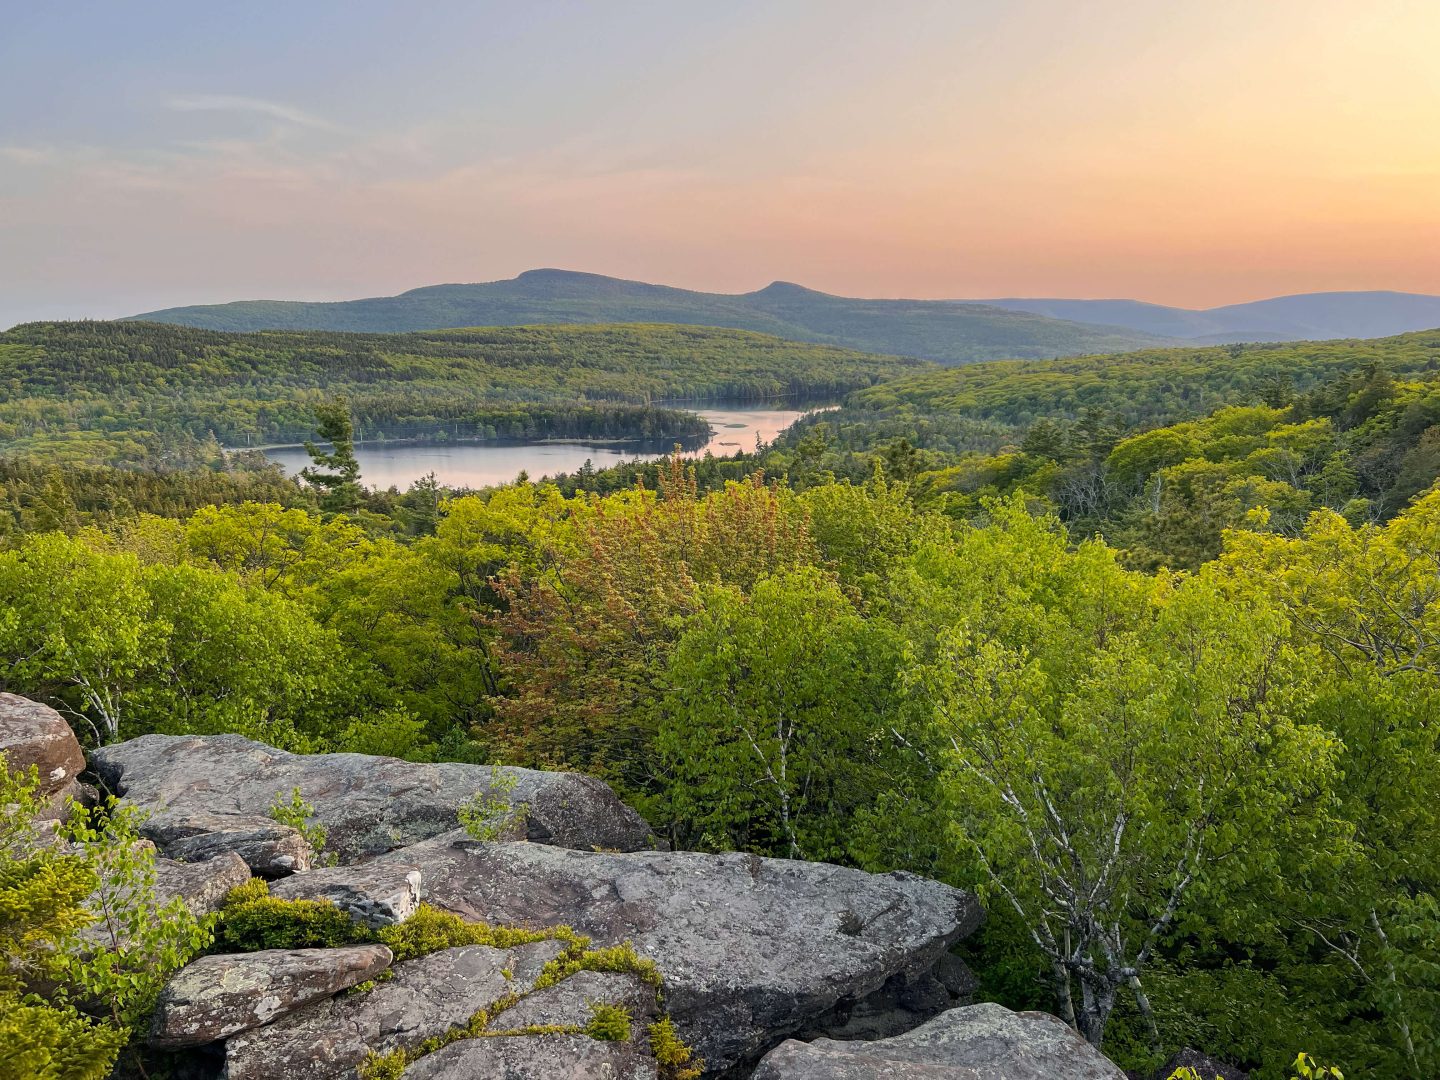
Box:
156, 851, 253, 917
269, 863, 422, 928
378, 834, 982, 1074
0, 693, 86, 796
92, 733, 654, 861
150, 944, 393, 1048
222, 939, 564, 1080
402, 1033, 658, 1080
495, 970, 658, 1033
145, 809, 313, 877
753, 1002, 1127, 1079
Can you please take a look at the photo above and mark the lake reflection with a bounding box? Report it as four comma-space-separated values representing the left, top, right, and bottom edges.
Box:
261, 402, 825, 490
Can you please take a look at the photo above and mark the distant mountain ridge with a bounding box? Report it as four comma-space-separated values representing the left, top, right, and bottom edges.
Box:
981, 290, 1440, 344
128, 269, 1172, 365
129, 271, 1440, 364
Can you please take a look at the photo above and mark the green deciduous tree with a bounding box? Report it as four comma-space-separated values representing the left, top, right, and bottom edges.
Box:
656, 567, 903, 860
907, 496, 1339, 1050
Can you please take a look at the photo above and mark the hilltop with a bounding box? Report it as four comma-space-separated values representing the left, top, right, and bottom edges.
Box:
129, 272, 1440, 362
128, 269, 1172, 364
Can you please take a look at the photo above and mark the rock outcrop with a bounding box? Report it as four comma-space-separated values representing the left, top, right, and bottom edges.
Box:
91, 733, 655, 861
144, 810, 314, 877
149, 945, 393, 1048
377, 833, 982, 1074
2, 700, 1041, 1079
0, 693, 87, 811
402, 1034, 658, 1079
753, 1002, 1128, 1079
222, 940, 567, 1080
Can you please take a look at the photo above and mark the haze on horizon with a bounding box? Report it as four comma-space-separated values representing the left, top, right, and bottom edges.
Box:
3, 0, 1439, 330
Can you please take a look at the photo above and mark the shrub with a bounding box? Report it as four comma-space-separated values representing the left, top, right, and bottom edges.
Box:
648, 1017, 703, 1080
457, 767, 527, 842
375, 904, 557, 961
0, 992, 127, 1080
2, 757, 210, 1077
584, 1001, 632, 1042
268, 787, 336, 866
218, 881, 362, 951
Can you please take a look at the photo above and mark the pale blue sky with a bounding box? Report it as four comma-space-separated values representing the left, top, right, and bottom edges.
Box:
3, 1, 1438, 327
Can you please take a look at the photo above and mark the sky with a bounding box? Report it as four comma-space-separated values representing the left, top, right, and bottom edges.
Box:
3, 0, 1440, 328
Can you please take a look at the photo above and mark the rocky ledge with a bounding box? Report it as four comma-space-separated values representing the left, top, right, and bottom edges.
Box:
4, 698, 1143, 1078
91, 732, 657, 866
374, 832, 983, 1073
753, 1002, 1128, 1079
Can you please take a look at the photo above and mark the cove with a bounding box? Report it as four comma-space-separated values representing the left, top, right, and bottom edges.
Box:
260, 401, 829, 490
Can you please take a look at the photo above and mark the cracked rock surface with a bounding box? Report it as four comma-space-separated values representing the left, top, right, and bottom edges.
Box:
378, 833, 982, 1074
92, 733, 655, 861
752, 1002, 1128, 1079
149, 944, 393, 1048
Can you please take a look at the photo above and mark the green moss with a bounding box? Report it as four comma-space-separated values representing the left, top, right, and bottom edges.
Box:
222, 877, 271, 907
346, 969, 394, 996
533, 941, 662, 991
375, 905, 582, 962
357, 1048, 407, 1080
218, 884, 586, 964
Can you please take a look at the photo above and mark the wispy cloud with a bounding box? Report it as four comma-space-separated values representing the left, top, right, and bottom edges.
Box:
0, 145, 57, 166
167, 94, 339, 131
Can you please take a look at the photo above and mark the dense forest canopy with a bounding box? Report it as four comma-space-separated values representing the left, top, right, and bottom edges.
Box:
4, 320, 1440, 1079
0, 320, 924, 465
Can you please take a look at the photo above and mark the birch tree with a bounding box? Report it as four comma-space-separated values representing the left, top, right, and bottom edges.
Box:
906, 496, 1339, 1048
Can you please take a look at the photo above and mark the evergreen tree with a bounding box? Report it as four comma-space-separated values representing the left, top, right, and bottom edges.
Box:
300, 399, 363, 512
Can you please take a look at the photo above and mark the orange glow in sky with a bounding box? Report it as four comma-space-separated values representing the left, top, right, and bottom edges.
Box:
3, 0, 1439, 325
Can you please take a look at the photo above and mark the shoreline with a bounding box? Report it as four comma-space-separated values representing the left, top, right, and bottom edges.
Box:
224, 431, 710, 454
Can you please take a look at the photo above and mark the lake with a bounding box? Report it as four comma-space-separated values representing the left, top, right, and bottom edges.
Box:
259, 402, 827, 490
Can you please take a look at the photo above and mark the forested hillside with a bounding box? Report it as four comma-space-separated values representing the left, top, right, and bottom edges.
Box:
738, 329, 1440, 566
0, 320, 921, 465
3, 462, 1437, 1078
128, 268, 1170, 363
4, 323, 1440, 1079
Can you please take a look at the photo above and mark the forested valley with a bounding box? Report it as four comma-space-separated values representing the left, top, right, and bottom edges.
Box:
0, 320, 920, 466
4, 323, 1440, 1078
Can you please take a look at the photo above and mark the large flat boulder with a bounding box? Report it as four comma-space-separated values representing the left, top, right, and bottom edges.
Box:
402, 1034, 658, 1079
91, 733, 654, 862
222, 939, 567, 1080
378, 834, 982, 1074
0, 693, 85, 795
150, 945, 393, 1048
752, 1002, 1127, 1079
